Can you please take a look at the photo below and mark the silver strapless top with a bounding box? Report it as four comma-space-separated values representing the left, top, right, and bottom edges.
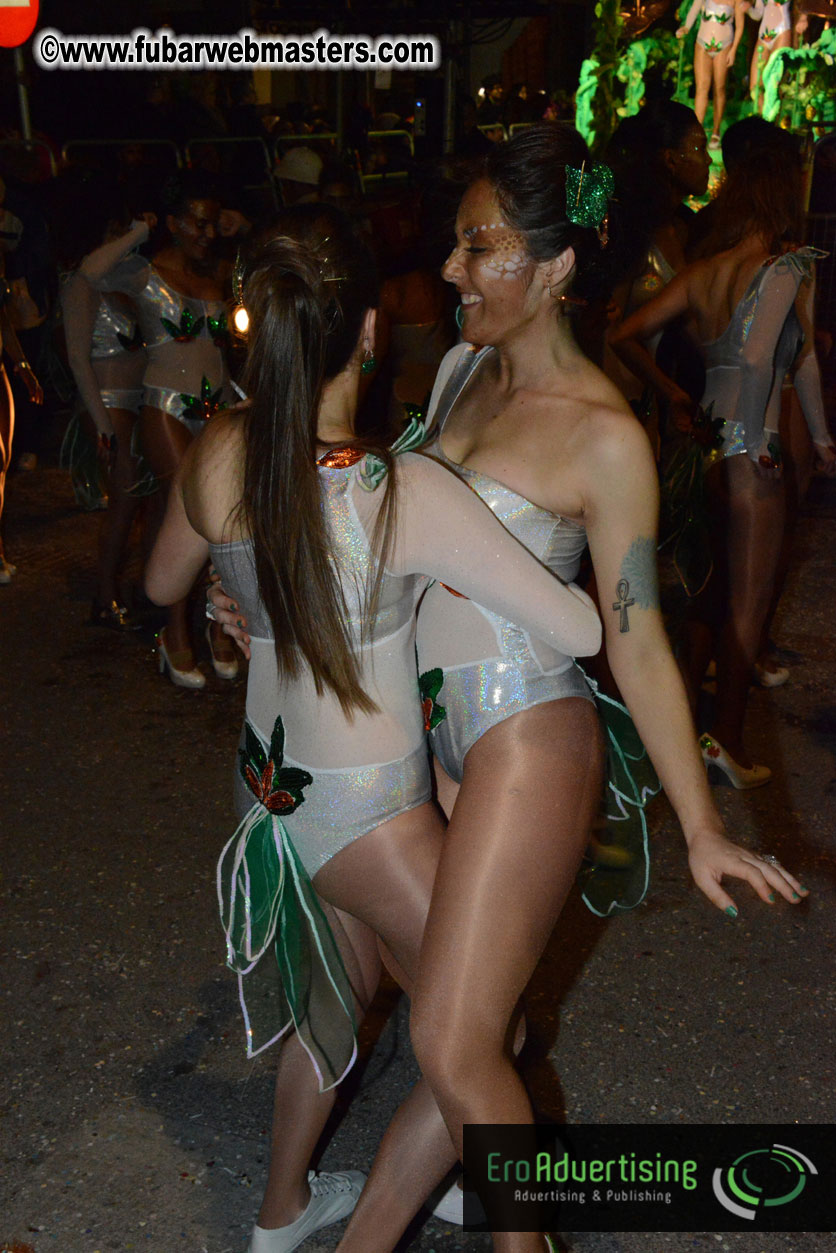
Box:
426, 392, 587, 583
134, 267, 227, 351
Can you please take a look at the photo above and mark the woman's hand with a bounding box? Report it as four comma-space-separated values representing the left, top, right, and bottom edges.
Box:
14, 360, 43, 405
218, 209, 251, 238
671, 394, 698, 434
206, 575, 251, 659
96, 430, 118, 470
813, 440, 836, 476
676, 25, 687, 37
686, 828, 809, 916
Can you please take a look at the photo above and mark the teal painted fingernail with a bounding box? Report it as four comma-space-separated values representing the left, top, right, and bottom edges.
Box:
725, 906, 738, 919
800, 885, 810, 893
237, 618, 244, 628
792, 892, 800, 901
229, 601, 237, 610
768, 893, 776, 903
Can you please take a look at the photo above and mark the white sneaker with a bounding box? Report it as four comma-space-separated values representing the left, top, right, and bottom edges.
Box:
248, 1170, 365, 1252
429, 1176, 464, 1224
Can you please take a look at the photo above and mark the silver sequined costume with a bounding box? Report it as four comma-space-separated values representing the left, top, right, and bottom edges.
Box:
415, 344, 596, 784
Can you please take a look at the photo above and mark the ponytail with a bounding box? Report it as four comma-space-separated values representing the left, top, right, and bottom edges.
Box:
237, 207, 391, 717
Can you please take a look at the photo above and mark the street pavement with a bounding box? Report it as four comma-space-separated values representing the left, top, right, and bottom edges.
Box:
1, 444, 834, 1253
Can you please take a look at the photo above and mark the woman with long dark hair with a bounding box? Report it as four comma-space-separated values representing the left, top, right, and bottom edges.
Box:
145, 204, 602, 1253
611, 145, 836, 783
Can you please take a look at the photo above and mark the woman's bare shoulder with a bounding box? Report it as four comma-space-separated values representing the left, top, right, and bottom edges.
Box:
575, 392, 656, 475
181, 412, 246, 540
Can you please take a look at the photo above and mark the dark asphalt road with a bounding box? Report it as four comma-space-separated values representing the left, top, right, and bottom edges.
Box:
2, 455, 834, 1253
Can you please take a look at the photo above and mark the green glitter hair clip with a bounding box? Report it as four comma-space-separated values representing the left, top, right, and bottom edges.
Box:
565, 160, 615, 245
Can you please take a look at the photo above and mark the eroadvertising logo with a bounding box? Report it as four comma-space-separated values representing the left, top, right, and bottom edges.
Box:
462, 1124, 834, 1232
712, 1142, 818, 1220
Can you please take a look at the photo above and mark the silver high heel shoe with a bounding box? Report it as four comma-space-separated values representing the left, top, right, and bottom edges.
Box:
205, 622, 238, 680
699, 734, 771, 789
156, 629, 205, 690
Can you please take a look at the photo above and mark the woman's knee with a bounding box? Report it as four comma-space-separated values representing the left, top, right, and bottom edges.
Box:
410, 992, 501, 1101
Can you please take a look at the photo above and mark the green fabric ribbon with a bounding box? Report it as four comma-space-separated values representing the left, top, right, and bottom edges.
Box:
217, 716, 358, 1091
357, 411, 428, 492
578, 670, 661, 917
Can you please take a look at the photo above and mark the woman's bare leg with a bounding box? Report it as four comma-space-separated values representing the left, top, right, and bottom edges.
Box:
411, 699, 604, 1253
139, 407, 194, 654
711, 55, 729, 136
96, 407, 141, 605
758, 391, 814, 666
708, 457, 785, 762
252, 802, 458, 1250
693, 46, 713, 125
254, 912, 381, 1228
751, 33, 791, 113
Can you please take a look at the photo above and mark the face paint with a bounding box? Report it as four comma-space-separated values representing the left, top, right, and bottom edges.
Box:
442, 180, 543, 345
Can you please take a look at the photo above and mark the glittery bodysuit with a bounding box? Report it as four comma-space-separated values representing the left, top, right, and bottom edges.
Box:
62, 269, 147, 429
102, 261, 233, 435
682, 0, 737, 56
701, 248, 830, 461
415, 344, 595, 785
211, 445, 600, 1081
748, 0, 791, 52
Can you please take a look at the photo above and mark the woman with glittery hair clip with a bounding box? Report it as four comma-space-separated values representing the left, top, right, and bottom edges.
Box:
611, 146, 836, 786
146, 202, 603, 1253
396, 121, 808, 1246
207, 131, 810, 1253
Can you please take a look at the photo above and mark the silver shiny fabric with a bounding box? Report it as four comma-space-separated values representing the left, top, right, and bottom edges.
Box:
209, 461, 432, 878
418, 346, 594, 784
91, 295, 138, 359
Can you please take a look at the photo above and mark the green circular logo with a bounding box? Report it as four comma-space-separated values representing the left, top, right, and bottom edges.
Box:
713, 1144, 817, 1220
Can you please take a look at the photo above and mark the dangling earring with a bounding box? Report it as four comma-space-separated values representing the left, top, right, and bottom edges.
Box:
361, 340, 376, 374
455, 304, 464, 330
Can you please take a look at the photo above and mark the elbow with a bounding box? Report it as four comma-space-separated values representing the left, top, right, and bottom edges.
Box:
578, 617, 603, 658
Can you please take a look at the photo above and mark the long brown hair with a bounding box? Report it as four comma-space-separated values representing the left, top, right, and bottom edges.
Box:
701, 147, 805, 257
237, 204, 395, 717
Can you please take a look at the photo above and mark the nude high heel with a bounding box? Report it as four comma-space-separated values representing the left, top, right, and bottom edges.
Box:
205, 622, 239, 679
157, 629, 205, 690
699, 734, 771, 789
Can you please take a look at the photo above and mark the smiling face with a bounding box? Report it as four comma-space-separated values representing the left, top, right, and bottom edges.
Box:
442, 179, 543, 345
168, 198, 220, 264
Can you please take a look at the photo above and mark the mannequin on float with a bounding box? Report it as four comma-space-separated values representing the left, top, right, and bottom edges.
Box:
677, 0, 749, 147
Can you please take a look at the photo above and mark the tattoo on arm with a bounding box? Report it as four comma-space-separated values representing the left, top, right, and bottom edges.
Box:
611, 537, 659, 634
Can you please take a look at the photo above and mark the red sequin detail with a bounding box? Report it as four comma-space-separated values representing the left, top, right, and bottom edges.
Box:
422, 697, 433, 732
317, 445, 365, 469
